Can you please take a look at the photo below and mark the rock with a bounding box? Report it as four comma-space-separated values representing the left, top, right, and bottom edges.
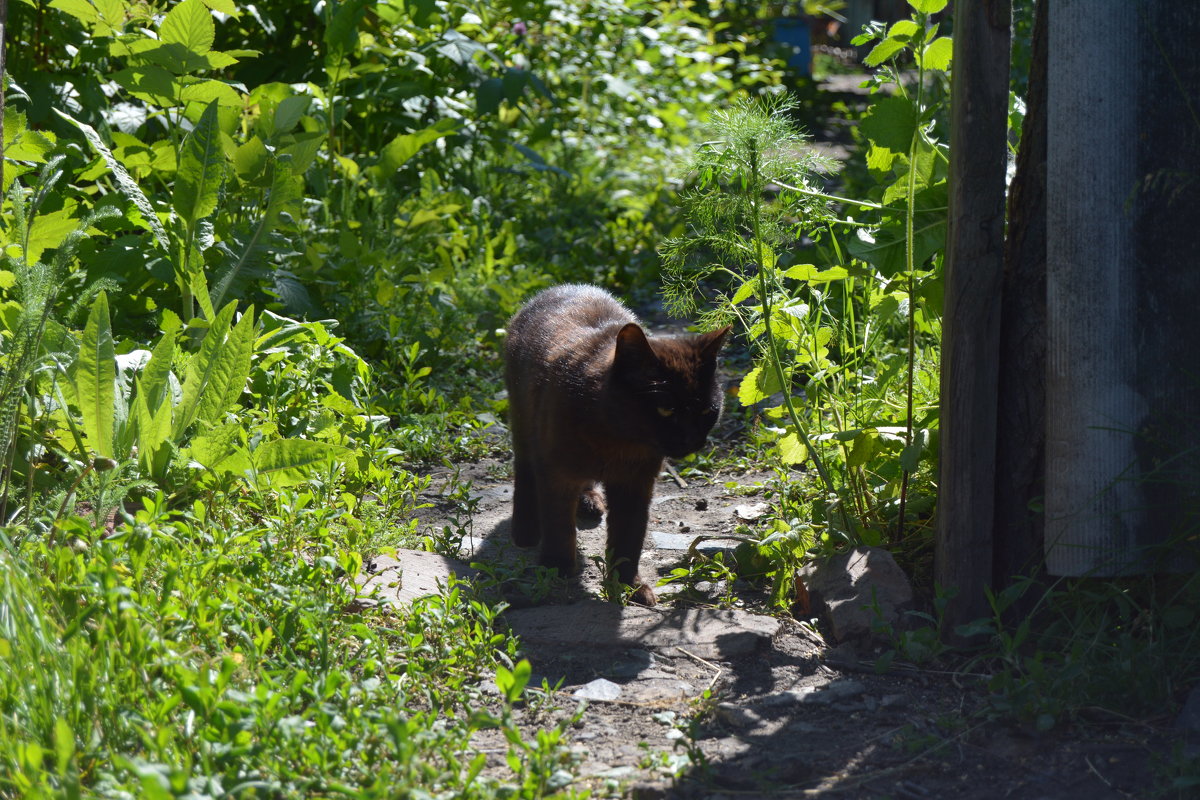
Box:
574, 678, 623, 701
623, 679, 697, 703
1176, 685, 1200, 732
716, 702, 763, 728
799, 546, 914, 643
358, 550, 478, 606
505, 599, 781, 660
649, 530, 741, 554
734, 503, 767, 521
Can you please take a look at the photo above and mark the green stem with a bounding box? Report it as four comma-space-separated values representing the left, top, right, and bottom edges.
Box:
896, 15, 928, 541
748, 147, 845, 528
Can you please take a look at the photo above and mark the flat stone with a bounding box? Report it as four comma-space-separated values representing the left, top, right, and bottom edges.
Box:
649, 531, 741, 553
734, 503, 767, 521
715, 702, 763, 728
505, 599, 781, 660
622, 679, 698, 703
574, 678, 622, 701
358, 550, 478, 606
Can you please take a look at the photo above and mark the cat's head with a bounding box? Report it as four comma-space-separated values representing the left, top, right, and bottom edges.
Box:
612, 323, 731, 459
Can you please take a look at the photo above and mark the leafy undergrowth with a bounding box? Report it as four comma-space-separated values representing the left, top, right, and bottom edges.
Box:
0, 490, 580, 798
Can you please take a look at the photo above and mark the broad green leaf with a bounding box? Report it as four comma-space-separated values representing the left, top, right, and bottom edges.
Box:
189, 423, 246, 472
49, 0, 98, 24
279, 132, 325, 174
730, 277, 758, 305
111, 65, 178, 107
77, 292, 116, 458
887, 20, 920, 40
909, 0, 948, 13
476, 77, 503, 114
782, 264, 849, 284
847, 432, 878, 469
737, 364, 782, 406
4, 108, 56, 163
53, 718, 74, 775
372, 120, 457, 176
234, 136, 269, 182
860, 95, 917, 155
172, 300, 236, 438
920, 37, 953, 71
324, 0, 369, 61
159, 0, 215, 55
178, 79, 244, 109
25, 207, 82, 265
139, 329, 177, 411
863, 37, 907, 67
250, 439, 349, 488
196, 305, 254, 424
173, 100, 225, 227
55, 109, 169, 250
271, 95, 311, 137
778, 432, 807, 465
134, 385, 174, 478
200, 0, 238, 14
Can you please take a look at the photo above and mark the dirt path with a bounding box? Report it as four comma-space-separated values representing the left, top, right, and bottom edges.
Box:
400, 458, 1165, 798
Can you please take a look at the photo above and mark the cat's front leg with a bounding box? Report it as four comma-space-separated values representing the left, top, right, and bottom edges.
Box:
603, 465, 660, 606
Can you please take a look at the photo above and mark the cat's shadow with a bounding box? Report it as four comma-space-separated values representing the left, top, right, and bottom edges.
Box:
468, 514, 606, 608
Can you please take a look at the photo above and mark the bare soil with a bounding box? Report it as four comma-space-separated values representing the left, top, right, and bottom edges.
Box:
414, 457, 1171, 799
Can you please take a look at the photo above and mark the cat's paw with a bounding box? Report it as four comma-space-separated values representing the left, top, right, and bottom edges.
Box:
577, 487, 607, 520
510, 526, 539, 548
628, 581, 657, 607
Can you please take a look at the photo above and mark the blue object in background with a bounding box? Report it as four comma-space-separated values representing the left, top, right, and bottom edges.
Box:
774, 16, 812, 76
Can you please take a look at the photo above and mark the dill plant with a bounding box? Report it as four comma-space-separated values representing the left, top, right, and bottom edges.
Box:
661, 95, 849, 527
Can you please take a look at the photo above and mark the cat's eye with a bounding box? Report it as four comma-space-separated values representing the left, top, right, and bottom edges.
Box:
656, 406, 675, 418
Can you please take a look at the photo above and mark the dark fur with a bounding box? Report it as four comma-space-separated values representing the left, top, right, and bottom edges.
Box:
504, 285, 730, 605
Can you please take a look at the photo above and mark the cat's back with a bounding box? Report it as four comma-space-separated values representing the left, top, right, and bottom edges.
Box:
507, 284, 635, 365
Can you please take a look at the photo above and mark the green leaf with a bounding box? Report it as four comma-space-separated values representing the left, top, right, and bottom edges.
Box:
778, 432, 807, 465
195, 305, 254, 424
909, 0, 948, 13
77, 292, 117, 459
134, 385, 174, 477
372, 120, 457, 176
730, 278, 758, 305
860, 95, 917, 155
250, 439, 349, 488
159, 0, 215, 55
737, 364, 782, 406
172, 100, 225, 227
53, 717, 75, 774
920, 37, 953, 71
188, 423, 246, 473
324, 0, 369, 62
476, 77, 503, 115
782, 264, 849, 284
234, 136, 269, 182
847, 432, 878, 469
271, 95, 311, 138
172, 300, 236, 438
863, 37, 907, 67
887, 20, 920, 40
54, 109, 169, 250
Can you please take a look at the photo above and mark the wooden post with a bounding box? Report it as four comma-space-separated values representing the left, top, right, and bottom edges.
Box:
993, 0, 1047, 591
935, 0, 1011, 635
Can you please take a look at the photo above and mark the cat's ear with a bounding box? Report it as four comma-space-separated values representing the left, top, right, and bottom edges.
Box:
698, 326, 732, 361
615, 323, 658, 369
